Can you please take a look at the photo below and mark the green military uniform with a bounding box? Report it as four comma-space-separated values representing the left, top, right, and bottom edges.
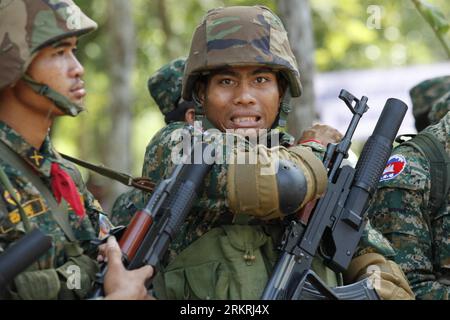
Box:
0, 123, 102, 299
129, 6, 400, 300
0, 0, 105, 299
142, 123, 396, 299
148, 57, 192, 124
369, 78, 450, 299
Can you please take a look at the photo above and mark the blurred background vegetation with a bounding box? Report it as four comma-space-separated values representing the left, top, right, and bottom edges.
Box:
52, 0, 449, 211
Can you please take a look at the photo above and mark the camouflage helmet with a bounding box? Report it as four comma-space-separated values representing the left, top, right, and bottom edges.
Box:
0, 0, 97, 115
409, 75, 450, 131
428, 91, 450, 125
182, 5, 302, 103
148, 57, 192, 124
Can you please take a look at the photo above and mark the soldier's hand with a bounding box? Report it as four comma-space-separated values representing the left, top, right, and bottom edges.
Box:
101, 236, 154, 300
344, 253, 415, 300
298, 124, 343, 147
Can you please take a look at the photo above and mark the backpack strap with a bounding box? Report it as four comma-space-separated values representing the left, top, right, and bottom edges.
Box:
0, 141, 76, 241
403, 131, 450, 213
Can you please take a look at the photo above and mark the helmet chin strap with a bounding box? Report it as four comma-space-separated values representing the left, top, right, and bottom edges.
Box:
271, 91, 296, 146
275, 91, 292, 130
22, 75, 85, 117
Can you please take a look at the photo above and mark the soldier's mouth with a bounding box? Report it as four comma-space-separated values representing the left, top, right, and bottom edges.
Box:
230, 116, 261, 127
70, 82, 86, 99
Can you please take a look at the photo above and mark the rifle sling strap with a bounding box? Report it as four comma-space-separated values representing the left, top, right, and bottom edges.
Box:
0, 141, 76, 241
60, 153, 154, 193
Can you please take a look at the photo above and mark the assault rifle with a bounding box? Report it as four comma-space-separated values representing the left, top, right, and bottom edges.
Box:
262, 89, 408, 300
90, 140, 214, 298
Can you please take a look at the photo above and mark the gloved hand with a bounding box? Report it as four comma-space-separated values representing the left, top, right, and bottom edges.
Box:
344, 253, 415, 300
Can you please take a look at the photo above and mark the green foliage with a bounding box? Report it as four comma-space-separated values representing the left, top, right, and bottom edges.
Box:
414, 0, 449, 34
312, 0, 449, 71
411, 0, 450, 57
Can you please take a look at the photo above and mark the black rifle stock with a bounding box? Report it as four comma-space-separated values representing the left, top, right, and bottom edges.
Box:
262, 90, 408, 300
0, 229, 52, 295
90, 140, 214, 298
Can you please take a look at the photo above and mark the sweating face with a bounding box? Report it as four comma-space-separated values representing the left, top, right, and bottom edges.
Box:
19, 36, 86, 115
199, 66, 282, 134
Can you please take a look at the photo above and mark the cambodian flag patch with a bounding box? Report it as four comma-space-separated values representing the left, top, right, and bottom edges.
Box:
380, 154, 406, 182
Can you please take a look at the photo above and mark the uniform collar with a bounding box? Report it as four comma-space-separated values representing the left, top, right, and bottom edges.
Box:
0, 121, 60, 178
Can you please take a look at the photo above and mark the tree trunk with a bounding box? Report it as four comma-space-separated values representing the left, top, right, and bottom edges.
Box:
103, 0, 135, 213
157, 0, 173, 57
277, 0, 317, 139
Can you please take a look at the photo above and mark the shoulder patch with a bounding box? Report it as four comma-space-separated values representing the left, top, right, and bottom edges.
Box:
379, 154, 406, 182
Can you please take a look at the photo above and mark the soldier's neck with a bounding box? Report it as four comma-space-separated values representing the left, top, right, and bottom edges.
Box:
0, 90, 53, 150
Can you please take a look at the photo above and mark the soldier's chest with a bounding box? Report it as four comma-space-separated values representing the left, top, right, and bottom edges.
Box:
0, 166, 95, 266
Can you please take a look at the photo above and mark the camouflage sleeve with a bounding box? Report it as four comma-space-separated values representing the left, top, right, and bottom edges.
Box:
141, 124, 326, 214
368, 147, 450, 300
110, 189, 145, 226
141, 123, 230, 215
370, 187, 449, 299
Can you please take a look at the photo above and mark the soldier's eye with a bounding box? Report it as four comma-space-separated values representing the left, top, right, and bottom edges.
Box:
220, 78, 234, 85
255, 76, 269, 84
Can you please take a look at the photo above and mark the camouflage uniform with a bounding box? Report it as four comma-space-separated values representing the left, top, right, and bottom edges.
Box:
0, 123, 103, 299
111, 58, 189, 226
110, 186, 143, 227
0, 0, 105, 299
409, 76, 450, 131
369, 77, 450, 299
148, 57, 192, 124
141, 123, 394, 262
132, 6, 405, 300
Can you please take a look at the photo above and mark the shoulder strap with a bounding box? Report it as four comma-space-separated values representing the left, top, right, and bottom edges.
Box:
60, 153, 154, 193
0, 141, 76, 241
403, 132, 450, 212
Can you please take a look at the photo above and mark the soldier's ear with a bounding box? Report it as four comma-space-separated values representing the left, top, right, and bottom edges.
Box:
185, 108, 195, 124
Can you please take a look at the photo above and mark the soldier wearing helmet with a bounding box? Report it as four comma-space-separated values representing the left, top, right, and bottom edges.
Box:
122, 6, 413, 300
0, 0, 152, 299
369, 77, 450, 299
148, 57, 195, 125
409, 76, 450, 131
110, 57, 195, 228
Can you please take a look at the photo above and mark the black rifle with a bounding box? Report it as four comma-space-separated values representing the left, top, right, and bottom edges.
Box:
0, 229, 52, 296
90, 140, 214, 298
262, 89, 408, 300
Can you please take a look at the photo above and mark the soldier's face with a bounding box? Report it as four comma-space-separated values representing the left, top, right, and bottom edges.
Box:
199, 66, 282, 133
22, 36, 85, 114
